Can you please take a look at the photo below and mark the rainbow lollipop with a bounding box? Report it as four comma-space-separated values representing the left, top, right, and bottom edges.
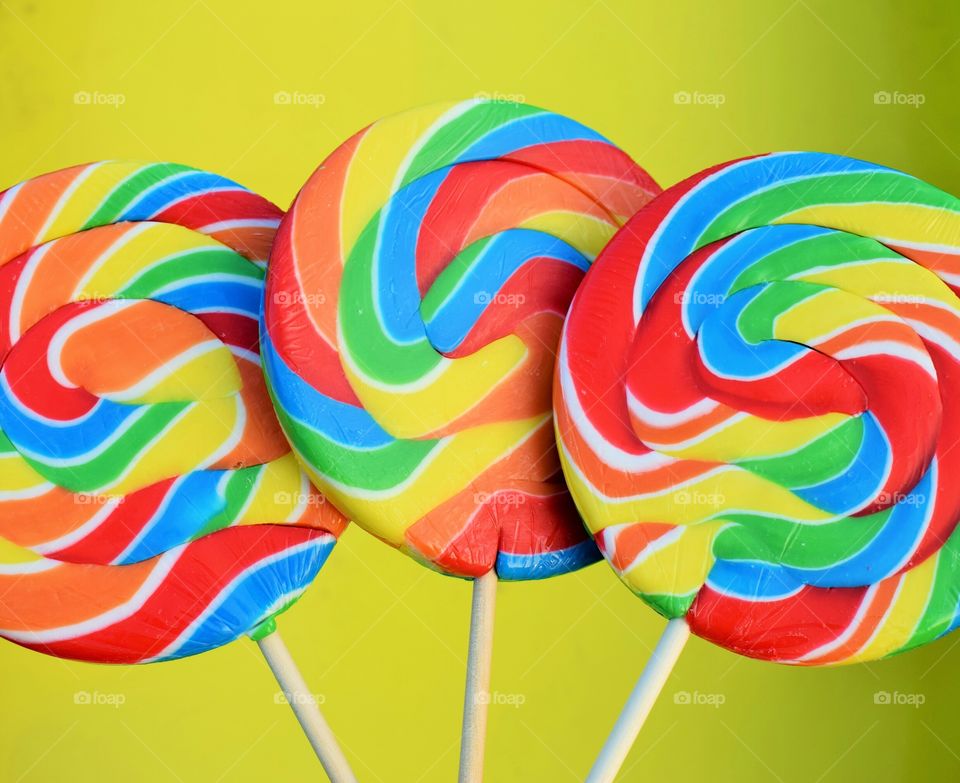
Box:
0, 162, 355, 781
262, 99, 660, 780
555, 151, 960, 781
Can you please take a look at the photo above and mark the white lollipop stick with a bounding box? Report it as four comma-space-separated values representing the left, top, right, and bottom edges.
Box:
458, 570, 499, 782
586, 618, 690, 783
257, 629, 358, 783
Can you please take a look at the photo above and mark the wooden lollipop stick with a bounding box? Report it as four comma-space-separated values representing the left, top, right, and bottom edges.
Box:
257, 629, 358, 783
586, 618, 690, 783
458, 570, 499, 783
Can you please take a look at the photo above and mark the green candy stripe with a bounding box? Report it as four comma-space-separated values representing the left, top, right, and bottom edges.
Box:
340, 217, 442, 384
712, 512, 895, 571
730, 231, 905, 294
81, 162, 195, 229
736, 280, 828, 343
270, 393, 439, 491
701, 171, 960, 250
401, 102, 544, 188
119, 248, 263, 299
23, 403, 192, 493
419, 237, 492, 323
736, 418, 865, 489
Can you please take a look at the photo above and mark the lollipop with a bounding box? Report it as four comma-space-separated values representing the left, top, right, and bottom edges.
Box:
262, 99, 660, 779
555, 151, 960, 781
0, 162, 355, 781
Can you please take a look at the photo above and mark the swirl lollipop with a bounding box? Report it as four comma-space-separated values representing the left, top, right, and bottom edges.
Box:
0, 162, 355, 781
262, 99, 660, 779
555, 151, 960, 781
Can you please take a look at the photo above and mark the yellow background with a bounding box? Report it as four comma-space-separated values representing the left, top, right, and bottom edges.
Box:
2, 1, 960, 781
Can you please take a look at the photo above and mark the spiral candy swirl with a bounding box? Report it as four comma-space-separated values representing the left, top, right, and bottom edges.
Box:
556, 152, 960, 663
264, 99, 659, 578
0, 162, 345, 663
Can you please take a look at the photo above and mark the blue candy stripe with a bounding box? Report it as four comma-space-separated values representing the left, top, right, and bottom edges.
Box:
154, 535, 334, 661
424, 228, 588, 354
454, 112, 610, 167
496, 538, 600, 581
114, 471, 231, 565
153, 279, 262, 318
638, 152, 891, 314
260, 323, 395, 449
0, 376, 143, 460
683, 224, 834, 333
118, 171, 248, 222
791, 413, 889, 514
697, 285, 810, 380
705, 559, 806, 601
374, 167, 448, 345
786, 463, 936, 587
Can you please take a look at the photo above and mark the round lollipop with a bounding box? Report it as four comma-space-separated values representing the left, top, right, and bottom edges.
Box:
262, 99, 660, 779
0, 162, 355, 782
555, 151, 960, 781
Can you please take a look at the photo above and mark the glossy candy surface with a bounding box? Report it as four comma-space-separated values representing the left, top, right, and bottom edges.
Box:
0, 162, 345, 663
263, 100, 659, 579
556, 152, 960, 663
